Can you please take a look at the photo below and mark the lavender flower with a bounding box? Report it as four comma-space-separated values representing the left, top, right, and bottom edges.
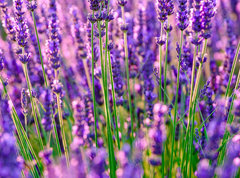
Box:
88, 148, 108, 178
0, 49, 5, 71
88, 0, 101, 11
47, 0, 61, 70
118, 0, 127, 7
0, 96, 14, 133
117, 142, 143, 178
18, 52, 31, 64
71, 98, 90, 148
111, 54, 124, 105
14, 0, 29, 47
200, 0, 216, 39
25, 0, 37, 11
142, 52, 156, 121
0, 0, 16, 41
148, 103, 167, 166
156, 0, 168, 22
190, 0, 202, 45
166, 0, 174, 16
39, 148, 58, 177
0, 97, 22, 178
204, 99, 226, 162
196, 159, 214, 178
21, 88, 29, 116
41, 89, 53, 132
0, 133, 22, 178
177, 0, 189, 31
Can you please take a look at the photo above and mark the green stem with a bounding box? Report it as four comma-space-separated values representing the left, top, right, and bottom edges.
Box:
34, 99, 48, 142
90, 13, 98, 147
169, 30, 184, 177
22, 63, 44, 150
188, 39, 208, 176
108, 50, 121, 149
56, 93, 69, 167
31, 11, 48, 87
159, 22, 163, 101
121, 5, 134, 143
164, 18, 170, 104
97, 20, 116, 178
52, 115, 62, 157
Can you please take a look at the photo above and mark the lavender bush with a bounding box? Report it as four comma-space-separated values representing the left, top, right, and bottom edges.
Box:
0, 0, 240, 177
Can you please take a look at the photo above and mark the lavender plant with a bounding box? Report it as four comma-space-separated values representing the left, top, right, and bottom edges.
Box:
0, 0, 240, 177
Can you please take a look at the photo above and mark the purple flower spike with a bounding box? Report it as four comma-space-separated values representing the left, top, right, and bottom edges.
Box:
14, 0, 29, 47
177, 0, 189, 31
118, 0, 127, 7
47, 0, 61, 70
88, 0, 101, 11
201, 0, 216, 39
156, 0, 168, 22
0, 0, 16, 41
25, 0, 37, 11
41, 89, 53, 132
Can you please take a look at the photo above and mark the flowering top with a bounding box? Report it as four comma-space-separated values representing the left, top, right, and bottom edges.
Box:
88, 0, 100, 11
25, 0, 37, 11
201, 0, 216, 39
177, 0, 189, 31
190, 0, 202, 33
156, 0, 168, 22
47, 0, 61, 70
118, 0, 127, 7
166, 0, 174, 16
14, 0, 29, 47
0, 0, 16, 41
156, 0, 174, 23
41, 89, 53, 132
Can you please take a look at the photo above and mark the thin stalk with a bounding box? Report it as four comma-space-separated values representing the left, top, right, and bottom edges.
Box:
24, 114, 27, 135
31, 11, 48, 87
22, 63, 44, 150
52, 115, 62, 157
159, 22, 163, 101
108, 50, 121, 149
169, 30, 184, 177
188, 39, 208, 176
97, 20, 116, 178
224, 42, 240, 98
163, 18, 170, 104
16, 129, 39, 177
188, 33, 198, 121
56, 93, 69, 167
121, 5, 134, 142
34, 99, 47, 144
